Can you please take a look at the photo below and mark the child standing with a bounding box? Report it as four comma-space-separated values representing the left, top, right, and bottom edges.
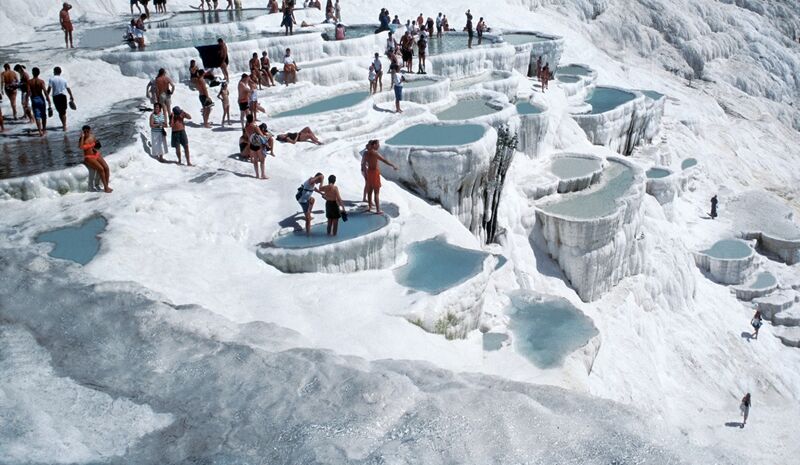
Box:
217, 82, 231, 127
368, 64, 377, 94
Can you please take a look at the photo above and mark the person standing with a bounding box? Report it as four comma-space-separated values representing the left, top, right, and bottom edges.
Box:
281, 3, 296, 36
217, 82, 231, 127
711, 195, 718, 219
170, 106, 192, 166
334, 0, 341, 22
14, 65, 33, 123
2, 64, 18, 120
739, 393, 751, 428
194, 69, 213, 128
46, 66, 75, 131
28, 67, 49, 137
417, 30, 427, 74
149, 102, 168, 162
296, 173, 324, 236
368, 64, 377, 94
130, 0, 142, 15
750, 309, 763, 339
249, 52, 262, 89
436, 12, 443, 38
59, 3, 74, 49
283, 48, 298, 86
372, 52, 383, 92
363, 139, 397, 214
390, 63, 404, 113
217, 38, 229, 82
400, 31, 413, 73
155, 68, 175, 124
541, 62, 550, 92
260, 51, 275, 87
319, 175, 345, 236
465, 9, 474, 48
476, 17, 486, 45
237, 73, 251, 127
535, 56, 543, 81
244, 114, 269, 179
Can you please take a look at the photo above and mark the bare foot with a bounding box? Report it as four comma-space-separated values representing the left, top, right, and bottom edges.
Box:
104, 187, 113, 193
375, 210, 384, 215
204, 124, 211, 128
187, 162, 193, 167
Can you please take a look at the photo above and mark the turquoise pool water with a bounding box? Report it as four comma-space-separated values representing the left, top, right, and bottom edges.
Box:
646, 168, 672, 179
403, 79, 437, 88
516, 101, 544, 115
322, 25, 377, 41
681, 158, 698, 170
501, 33, 551, 45
557, 65, 591, 76
271, 211, 388, 249
436, 99, 497, 121
394, 237, 488, 294
386, 123, 486, 146
151, 9, 264, 28
508, 293, 598, 369
642, 90, 665, 100
550, 156, 602, 180
426, 33, 484, 55
483, 332, 508, 351
35, 216, 107, 265
747, 272, 777, 289
556, 75, 581, 84
541, 161, 634, 219
585, 87, 636, 115
274, 92, 369, 117
702, 239, 752, 260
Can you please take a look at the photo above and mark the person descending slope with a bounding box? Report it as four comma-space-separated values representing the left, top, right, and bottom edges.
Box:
750, 309, 763, 339
739, 393, 751, 428
710, 195, 718, 219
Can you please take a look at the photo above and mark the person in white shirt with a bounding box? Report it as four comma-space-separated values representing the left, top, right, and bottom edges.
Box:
283, 48, 298, 86
390, 63, 404, 113
46, 66, 74, 131
372, 53, 383, 92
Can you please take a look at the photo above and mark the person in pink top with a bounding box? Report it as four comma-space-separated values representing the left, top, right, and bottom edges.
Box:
59, 3, 74, 49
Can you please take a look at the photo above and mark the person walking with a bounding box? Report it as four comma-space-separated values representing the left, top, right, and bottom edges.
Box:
217, 38, 229, 82
14, 65, 33, 123
750, 309, 763, 339
237, 73, 252, 127
296, 173, 324, 236
28, 67, 49, 137
194, 68, 213, 127
149, 102, 169, 162
363, 139, 398, 214
155, 68, 175, 124
739, 393, 751, 428
319, 174, 345, 236
46, 66, 75, 131
170, 106, 192, 166
2, 64, 19, 120
59, 3, 74, 49
217, 82, 231, 127
710, 195, 718, 219
372, 53, 383, 92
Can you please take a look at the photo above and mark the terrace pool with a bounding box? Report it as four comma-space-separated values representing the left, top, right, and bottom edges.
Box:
273, 91, 369, 118
541, 161, 635, 219
394, 237, 488, 294
585, 87, 636, 115
270, 211, 388, 249
702, 239, 753, 260
386, 123, 486, 146
436, 99, 497, 121
35, 216, 107, 265
550, 156, 602, 180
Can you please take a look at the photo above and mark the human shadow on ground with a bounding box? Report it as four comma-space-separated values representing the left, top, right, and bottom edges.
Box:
740, 331, 753, 342
724, 422, 744, 428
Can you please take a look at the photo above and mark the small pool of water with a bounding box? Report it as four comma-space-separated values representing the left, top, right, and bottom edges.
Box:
394, 237, 488, 294
35, 216, 107, 265
386, 123, 486, 146
436, 99, 497, 121
549, 156, 602, 180
516, 101, 544, 115
426, 33, 485, 55
557, 65, 591, 76
642, 90, 664, 100
556, 75, 581, 84
681, 158, 697, 170
646, 168, 672, 179
541, 161, 634, 219
403, 79, 437, 89
585, 87, 636, 115
501, 33, 551, 45
702, 239, 752, 260
746, 271, 777, 289
508, 293, 598, 369
150, 9, 264, 28
322, 25, 378, 41
483, 332, 508, 351
274, 91, 369, 118
0, 99, 140, 180
270, 211, 388, 249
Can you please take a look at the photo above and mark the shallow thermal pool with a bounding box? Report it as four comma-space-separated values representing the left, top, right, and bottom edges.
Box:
35, 216, 107, 265
393, 237, 488, 294
557, 65, 591, 76
322, 25, 378, 40
150, 9, 265, 28
540, 161, 634, 219
436, 99, 497, 121
501, 33, 552, 45
702, 239, 753, 260
549, 156, 602, 180
0, 99, 140, 180
516, 101, 544, 115
585, 87, 636, 115
745, 271, 777, 289
556, 75, 581, 84
508, 293, 598, 369
646, 168, 671, 179
403, 79, 437, 88
642, 90, 665, 100
386, 123, 486, 146
273, 91, 369, 118
270, 211, 388, 249
425, 33, 485, 55
681, 158, 698, 170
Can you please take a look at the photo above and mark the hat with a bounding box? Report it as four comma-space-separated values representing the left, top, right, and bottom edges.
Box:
172, 106, 182, 116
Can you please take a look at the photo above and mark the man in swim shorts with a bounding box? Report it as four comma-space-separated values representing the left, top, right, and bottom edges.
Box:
170, 106, 192, 165
237, 73, 252, 128
363, 139, 397, 214
2, 64, 18, 120
319, 174, 345, 236
217, 38, 229, 82
297, 172, 324, 236
155, 68, 175, 123
465, 9, 474, 49
195, 69, 213, 128
28, 67, 49, 137
59, 3, 74, 49
46, 66, 75, 131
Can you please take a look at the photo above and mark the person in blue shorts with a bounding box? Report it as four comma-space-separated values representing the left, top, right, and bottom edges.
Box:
296, 172, 324, 235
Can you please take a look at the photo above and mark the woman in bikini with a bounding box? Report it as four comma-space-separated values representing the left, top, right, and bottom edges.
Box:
79, 125, 113, 193
276, 127, 323, 145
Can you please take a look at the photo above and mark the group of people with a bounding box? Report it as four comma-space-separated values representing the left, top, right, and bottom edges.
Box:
1, 63, 76, 137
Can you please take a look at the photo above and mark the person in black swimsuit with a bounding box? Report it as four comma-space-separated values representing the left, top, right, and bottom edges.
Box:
276, 127, 323, 145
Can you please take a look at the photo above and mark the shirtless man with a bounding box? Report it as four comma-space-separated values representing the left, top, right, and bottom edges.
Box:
319, 175, 345, 236
2, 64, 18, 119
217, 38, 229, 82
59, 3, 74, 49
363, 139, 397, 214
400, 31, 414, 74
194, 69, 213, 128
14, 65, 33, 123
154, 68, 175, 123
170, 106, 192, 165
28, 67, 50, 137
237, 73, 252, 128
249, 52, 262, 89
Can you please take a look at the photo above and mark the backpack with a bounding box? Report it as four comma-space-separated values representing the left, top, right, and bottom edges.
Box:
295, 185, 304, 201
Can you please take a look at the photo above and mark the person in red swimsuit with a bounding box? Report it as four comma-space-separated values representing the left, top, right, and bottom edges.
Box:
362, 139, 397, 214
79, 125, 113, 193
59, 3, 74, 49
